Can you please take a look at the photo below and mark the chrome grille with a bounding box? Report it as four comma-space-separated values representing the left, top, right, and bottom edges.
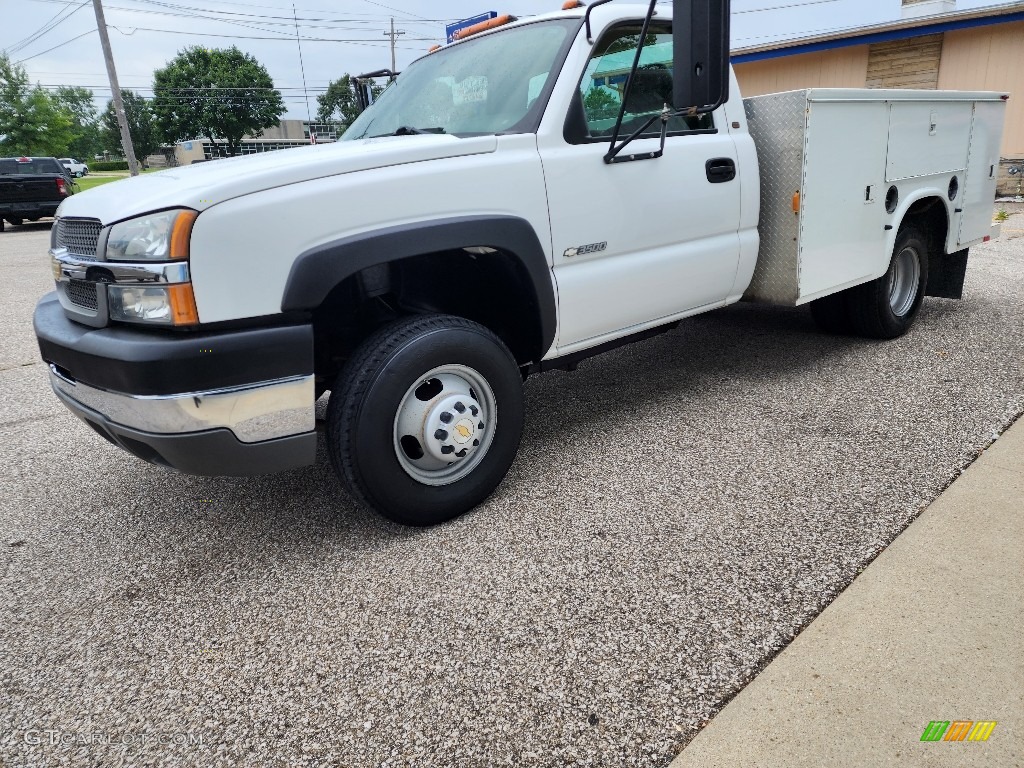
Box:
66, 280, 99, 311
55, 218, 102, 258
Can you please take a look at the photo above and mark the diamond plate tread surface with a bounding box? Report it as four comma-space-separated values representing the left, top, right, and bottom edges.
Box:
743, 90, 810, 305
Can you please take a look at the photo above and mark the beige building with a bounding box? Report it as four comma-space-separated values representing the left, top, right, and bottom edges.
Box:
170, 120, 341, 165
733, 0, 1024, 196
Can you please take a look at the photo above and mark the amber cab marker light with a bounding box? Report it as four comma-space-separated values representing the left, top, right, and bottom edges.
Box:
169, 210, 198, 260
563, 1, 585, 9
792, 191, 801, 214
453, 14, 516, 40
168, 283, 200, 326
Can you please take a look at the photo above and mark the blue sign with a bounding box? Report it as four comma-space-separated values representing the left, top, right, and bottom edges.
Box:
446, 11, 497, 44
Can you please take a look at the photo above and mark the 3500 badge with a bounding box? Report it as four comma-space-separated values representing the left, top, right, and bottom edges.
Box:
563, 242, 608, 258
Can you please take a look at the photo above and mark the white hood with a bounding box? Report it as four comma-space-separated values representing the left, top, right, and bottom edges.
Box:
57, 134, 498, 225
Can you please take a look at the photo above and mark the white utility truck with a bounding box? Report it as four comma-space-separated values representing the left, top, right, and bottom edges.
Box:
35, 0, 1007, 525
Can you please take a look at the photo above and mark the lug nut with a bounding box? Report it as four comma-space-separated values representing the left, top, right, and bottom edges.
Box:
478, 421, 485, 430
473, 439, 480, 447
440, 412, 453, 424
469, 405, 479, 417
456, 449, 468, 458
441, 445, 455, 455
434, 429, 448, 441
454, 402, 466, 413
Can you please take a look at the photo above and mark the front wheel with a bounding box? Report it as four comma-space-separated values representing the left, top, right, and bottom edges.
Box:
326, 314, 524, 526
847, 226, 929, 339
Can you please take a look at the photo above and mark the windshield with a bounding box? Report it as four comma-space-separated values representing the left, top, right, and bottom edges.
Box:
343, 19, 578, 140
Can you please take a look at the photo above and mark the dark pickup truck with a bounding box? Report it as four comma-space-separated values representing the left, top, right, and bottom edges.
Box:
0, 156, 75, 232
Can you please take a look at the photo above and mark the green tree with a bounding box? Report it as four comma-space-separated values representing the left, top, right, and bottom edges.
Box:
584, 87, 620, 121
53, 86, 102, 160
0, 53, 74, 156
101, 90, 160, 164
316, 74, 379, 127
152, 46, 284, 157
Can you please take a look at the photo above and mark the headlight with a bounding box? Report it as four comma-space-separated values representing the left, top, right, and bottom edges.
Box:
106, 209, 198, 261
108, 284, 199, 325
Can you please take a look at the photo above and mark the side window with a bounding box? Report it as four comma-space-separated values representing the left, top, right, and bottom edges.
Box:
577, 24, 714, 139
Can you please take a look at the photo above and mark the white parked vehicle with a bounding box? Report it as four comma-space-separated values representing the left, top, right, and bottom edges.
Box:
35, 0, 1007, 525
58, 158, 89, 177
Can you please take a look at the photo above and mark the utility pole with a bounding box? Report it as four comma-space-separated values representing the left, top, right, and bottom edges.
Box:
92, 0, 139, 176
384, 18, 405, 75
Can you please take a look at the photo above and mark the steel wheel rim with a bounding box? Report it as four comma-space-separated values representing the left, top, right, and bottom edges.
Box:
392, 364, 497, 487
889, 245, 921, 317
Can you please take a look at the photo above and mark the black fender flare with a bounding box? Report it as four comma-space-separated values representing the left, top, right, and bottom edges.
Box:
281, 215, 557, 358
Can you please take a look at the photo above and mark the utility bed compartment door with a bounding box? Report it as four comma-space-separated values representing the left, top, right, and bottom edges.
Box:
885, 102, 971, 181
799, 100, 889, 300
958, 101, 1003, 247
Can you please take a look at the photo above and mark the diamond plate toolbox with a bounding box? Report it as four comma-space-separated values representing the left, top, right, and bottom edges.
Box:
742, 89, 810, 305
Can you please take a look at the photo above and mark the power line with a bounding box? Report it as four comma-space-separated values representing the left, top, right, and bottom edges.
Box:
5, 0, 75, 54
357, 0, 434, 22
24, 0, 454, 25
107, 25, 436, 42
14, 29, 97, 63
5, 0, 90, 56
24, 0, 453, 20
127, 0, 445, 21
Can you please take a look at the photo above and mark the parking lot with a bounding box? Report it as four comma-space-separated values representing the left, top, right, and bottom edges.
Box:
2, 220, 1022, 767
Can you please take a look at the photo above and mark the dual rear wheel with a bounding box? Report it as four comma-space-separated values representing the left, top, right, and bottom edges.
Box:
810, 225, 930, 339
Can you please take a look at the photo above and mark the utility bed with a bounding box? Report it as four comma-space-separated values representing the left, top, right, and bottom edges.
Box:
742, 88, 1007, 305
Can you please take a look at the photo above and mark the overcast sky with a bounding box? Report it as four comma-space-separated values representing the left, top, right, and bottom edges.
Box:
2, 0, 1015, 121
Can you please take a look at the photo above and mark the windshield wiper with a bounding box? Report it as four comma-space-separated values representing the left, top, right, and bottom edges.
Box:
370, 126, 445, 138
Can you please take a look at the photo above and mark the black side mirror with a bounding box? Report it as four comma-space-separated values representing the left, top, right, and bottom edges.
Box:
672, 0, 730, 113
564, 91, 590, 144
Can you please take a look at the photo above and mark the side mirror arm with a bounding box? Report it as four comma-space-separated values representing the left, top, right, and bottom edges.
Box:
605, 107, 672, 164
603, 0, 659, 162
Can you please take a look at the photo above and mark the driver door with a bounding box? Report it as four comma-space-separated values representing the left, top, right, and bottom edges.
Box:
539, 22, 742, 351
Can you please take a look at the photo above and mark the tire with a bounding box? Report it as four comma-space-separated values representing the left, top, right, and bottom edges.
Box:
326, 314, 524, 526
75, 171, 83, 178
848, 225, 929, 339
809, 290, 852, 334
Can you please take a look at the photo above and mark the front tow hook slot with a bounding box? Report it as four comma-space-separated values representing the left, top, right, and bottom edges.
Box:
49, 363, 76, 385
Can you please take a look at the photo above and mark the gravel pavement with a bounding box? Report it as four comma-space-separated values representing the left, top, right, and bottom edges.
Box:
1, 218, 1022, 768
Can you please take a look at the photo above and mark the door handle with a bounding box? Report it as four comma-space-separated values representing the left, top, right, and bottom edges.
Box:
706, 158, 736, 184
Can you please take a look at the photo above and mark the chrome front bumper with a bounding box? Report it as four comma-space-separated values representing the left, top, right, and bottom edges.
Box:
49, 365, 315, 444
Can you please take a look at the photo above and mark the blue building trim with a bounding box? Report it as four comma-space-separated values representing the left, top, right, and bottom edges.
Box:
732, 11, 1024, 64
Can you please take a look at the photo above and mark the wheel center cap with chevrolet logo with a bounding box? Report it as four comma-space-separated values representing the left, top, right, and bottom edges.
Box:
452, 419, 475, 444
